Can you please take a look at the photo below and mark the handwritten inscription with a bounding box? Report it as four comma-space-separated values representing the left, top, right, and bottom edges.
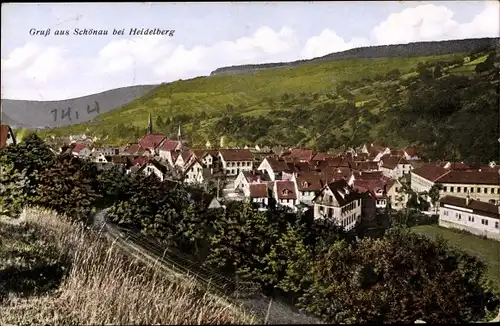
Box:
50, 101, 100, 122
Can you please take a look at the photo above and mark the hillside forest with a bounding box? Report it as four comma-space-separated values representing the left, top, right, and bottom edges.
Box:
40, 47, 499, 164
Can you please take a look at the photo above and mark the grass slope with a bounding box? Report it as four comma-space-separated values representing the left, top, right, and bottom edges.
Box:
0, 208, 254, 325
41, 54, 464, 141
411, 225, 500, 293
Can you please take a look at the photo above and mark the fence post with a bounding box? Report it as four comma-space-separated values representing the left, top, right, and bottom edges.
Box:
264, 298, 273, 324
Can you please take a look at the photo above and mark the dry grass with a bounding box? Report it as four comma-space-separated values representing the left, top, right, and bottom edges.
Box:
0, 207, 256, 325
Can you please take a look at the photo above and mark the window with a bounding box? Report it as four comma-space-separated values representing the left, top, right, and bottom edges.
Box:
457, 187, 461, 193
444, 186, 448, 192
471, 187, 474, 193
483, 188, 487, 194
450, 187, 454, 192
496, 222, 499, 229
497, 188, 500, 194
485, 219, 489, 226
491, 188, 495, 194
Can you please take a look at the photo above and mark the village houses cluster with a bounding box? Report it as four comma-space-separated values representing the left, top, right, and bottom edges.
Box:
4, 117, 497, 241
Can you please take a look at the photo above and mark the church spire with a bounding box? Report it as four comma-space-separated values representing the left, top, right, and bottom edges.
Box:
177, 125, 181, 141
147, 112, 153, 135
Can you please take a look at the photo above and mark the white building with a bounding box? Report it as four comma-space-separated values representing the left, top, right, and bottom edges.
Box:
272, 180, 298, 211
439, 195, 500, 241
218, 149, 253, 176
312, 179, 362, 231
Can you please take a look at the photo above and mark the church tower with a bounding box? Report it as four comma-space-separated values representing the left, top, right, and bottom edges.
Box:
177, 125, 181, 141
147, 112, 153, 135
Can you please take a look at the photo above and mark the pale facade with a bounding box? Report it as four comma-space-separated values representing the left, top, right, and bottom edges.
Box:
219, 156, 253, 176
184, 161, 204, 184
440, 183, 500, 204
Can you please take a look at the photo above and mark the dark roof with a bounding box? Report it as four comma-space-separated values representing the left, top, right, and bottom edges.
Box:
440, 195, 499, 219
148, 159, 170, 174
437, 170, 500, 186
350, 161, 379, 171
321, 179, 361, 207
219, 149, 253, 161
249, 183, 269, 198
411, 164, 450, 182
242, 170, 269, 182
381, 155, 408, 169
0, 124, 15, 148
265, 157, 291, 172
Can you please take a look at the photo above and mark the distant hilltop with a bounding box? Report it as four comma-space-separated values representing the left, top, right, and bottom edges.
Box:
210, 37, 500, 76
1, 84, 159, 130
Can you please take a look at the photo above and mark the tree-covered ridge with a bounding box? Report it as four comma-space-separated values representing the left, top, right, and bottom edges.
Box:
39, 48, 498, 164
1, 134, 500, 323
211, 37, 499, 75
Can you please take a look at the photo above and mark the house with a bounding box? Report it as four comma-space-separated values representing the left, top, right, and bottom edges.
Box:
312, 179, 362, 231
439, 195, 500, 241
292, 172, 323, 206
138, 159, 172, 182
248, 183, 269, 210
0, 124, 16, 148
402, 146, 421, 161
379, 155, 412, 179
94, 147, 120, 156
350, 161, 380, 172
273, 180, 298, 211
174, 150, 194, 170
71, 143, 92, 158
90, 152, 109, 163
218, 149, 253, 176
158, 139, 183, 161
360, 142, 390, 161
281, 148, 316, 163
257, 157, 293, 181
123, 143, 150, 156
437, 170, 500, 204
410, 164, 450, 196
183, 159, 204, 184
234, 170, 269, 194
386, 179, 408, 211
191, 149, 219, 168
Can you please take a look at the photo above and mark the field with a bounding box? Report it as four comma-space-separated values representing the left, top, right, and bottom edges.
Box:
0, 208, 254, 325
411, 225, 500, 292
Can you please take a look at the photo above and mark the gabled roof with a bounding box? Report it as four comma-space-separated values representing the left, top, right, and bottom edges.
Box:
275, 180, 297, 200
159, 139, 181, 151
0, 124, 15, 148
286, 148, 315, 161
148, 159, 171, 174
131, 156, 150, 166
265, 157, 291, 172
381, 155, 408, 170
318, 179, 361, 207
138, 134, 166, 150
440, 195, 499, 219
72, 143, 87, 154
178, 150, 193, 163
249, 183, 269, 198
242, 170, 269, 183
125, 143, 143, 155
350, 161, 379, 171
219, 149, 253, 161
311, 152, 333, 161
411, 164, 451, 182
403, 146, 420, 157
184, 158, 203, 172
296, 172, 323, 191
437, 170, 500, 186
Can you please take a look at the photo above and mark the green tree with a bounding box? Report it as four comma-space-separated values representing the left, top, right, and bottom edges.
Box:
0, 156, 28, 217
296, 228, 494, 323
35, 154, 100, 224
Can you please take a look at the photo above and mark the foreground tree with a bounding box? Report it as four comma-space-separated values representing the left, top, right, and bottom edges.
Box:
296, 228, 495, 323
36, 154, 100, 223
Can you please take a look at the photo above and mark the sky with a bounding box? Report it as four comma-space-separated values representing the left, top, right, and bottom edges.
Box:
1, 1, 499, 101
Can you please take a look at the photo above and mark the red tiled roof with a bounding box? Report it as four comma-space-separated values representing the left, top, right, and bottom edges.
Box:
354, 179, 388, 199
381, 155, 408, 170
125, 143, 142, 155
0, 125, 10, 148
319, 167, 353, 183
353, 171, 384, 180
266, 157, 291, 172
249, 183, 268, 198
440, 196, 499, 219
411, 164, 451, 182
311, 152, 332, 161
180, 150, 193, 163
159, 139, 181, 151
288, 148, 315, 161
72, 143, 87, 154
242, 170, 269, 183
276, 180, 297, 200
324, 179, 361, 207
350, 161, 379, 171
138, 134, 166, 150
436, 170, 500, 186
219, 149, 253, 161
131, 156, 150, 166
404, 146, 420, 157
296, 172, 323, 191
